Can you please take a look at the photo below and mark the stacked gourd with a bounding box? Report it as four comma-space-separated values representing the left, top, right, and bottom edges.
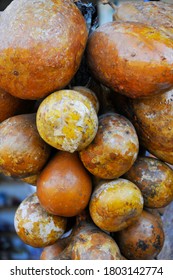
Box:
0, 0, 173, 260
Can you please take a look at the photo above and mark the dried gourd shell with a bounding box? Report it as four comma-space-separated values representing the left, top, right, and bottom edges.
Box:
14, 193, 67, 248
36, 90, 98, 153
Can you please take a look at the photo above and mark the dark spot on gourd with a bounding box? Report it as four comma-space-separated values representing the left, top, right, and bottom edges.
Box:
136, 239, 149, 251
161, 56, 166, 61
131, 52, 136, 57
13, 70, 19, 76
153, 235, 162, 250
109, 153, 117, 160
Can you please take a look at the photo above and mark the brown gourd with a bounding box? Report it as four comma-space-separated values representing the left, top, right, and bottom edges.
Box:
87, 21, 173, 99
80, 112, 139, 179
124, 156, 173, 209
0, 0, 88, 99
37, 151, 92, 217
0, 113, 51, 178
117, 210, 165, 260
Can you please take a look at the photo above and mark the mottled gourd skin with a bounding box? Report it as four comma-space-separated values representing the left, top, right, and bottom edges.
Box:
37, 151, 92, 217
124, 89, 173, 164
0, 0, 88, 99
69, 224, 122, 260
115, 1, 173, 38
0, 113, 51, 178
124, 157, 173, 208
53, 220, 123, 260
14, 193, 67, 248
36, 90, 98, 153
89, 179, 144, 232
87, 21, 173, 99
80, 113, 139, 179
117, 210, 165, 260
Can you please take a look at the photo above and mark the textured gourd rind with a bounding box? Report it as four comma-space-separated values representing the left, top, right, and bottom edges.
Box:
89, 178, 144, 232
14, 193, 67, 247
80, 113, 139, 179
87, 21, 173, 99
36, 90, 98, 153
0, 0, 88, 99
124, 156, 173, 208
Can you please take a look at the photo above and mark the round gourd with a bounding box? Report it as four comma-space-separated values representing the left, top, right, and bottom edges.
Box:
37, 151, 92, 217
87, 21, 173, 99
0, 113, 51, 178
0, 0, 88, 99
80, 113, 139, 179
36, 90, 98, 153
89, 178, 144, 232
14, 193, 67, 248
117, 210, 165, 260
124, 157, 173, 208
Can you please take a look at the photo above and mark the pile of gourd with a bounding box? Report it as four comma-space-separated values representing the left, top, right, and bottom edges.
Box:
0, 0, 173, 260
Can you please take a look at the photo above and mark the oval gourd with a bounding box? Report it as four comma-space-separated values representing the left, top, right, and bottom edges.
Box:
0, 0, 88, 99
87, 21, 173, 99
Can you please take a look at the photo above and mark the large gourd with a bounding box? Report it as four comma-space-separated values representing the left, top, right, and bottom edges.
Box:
0, 0, 88, 99
87, 21, 173, 99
